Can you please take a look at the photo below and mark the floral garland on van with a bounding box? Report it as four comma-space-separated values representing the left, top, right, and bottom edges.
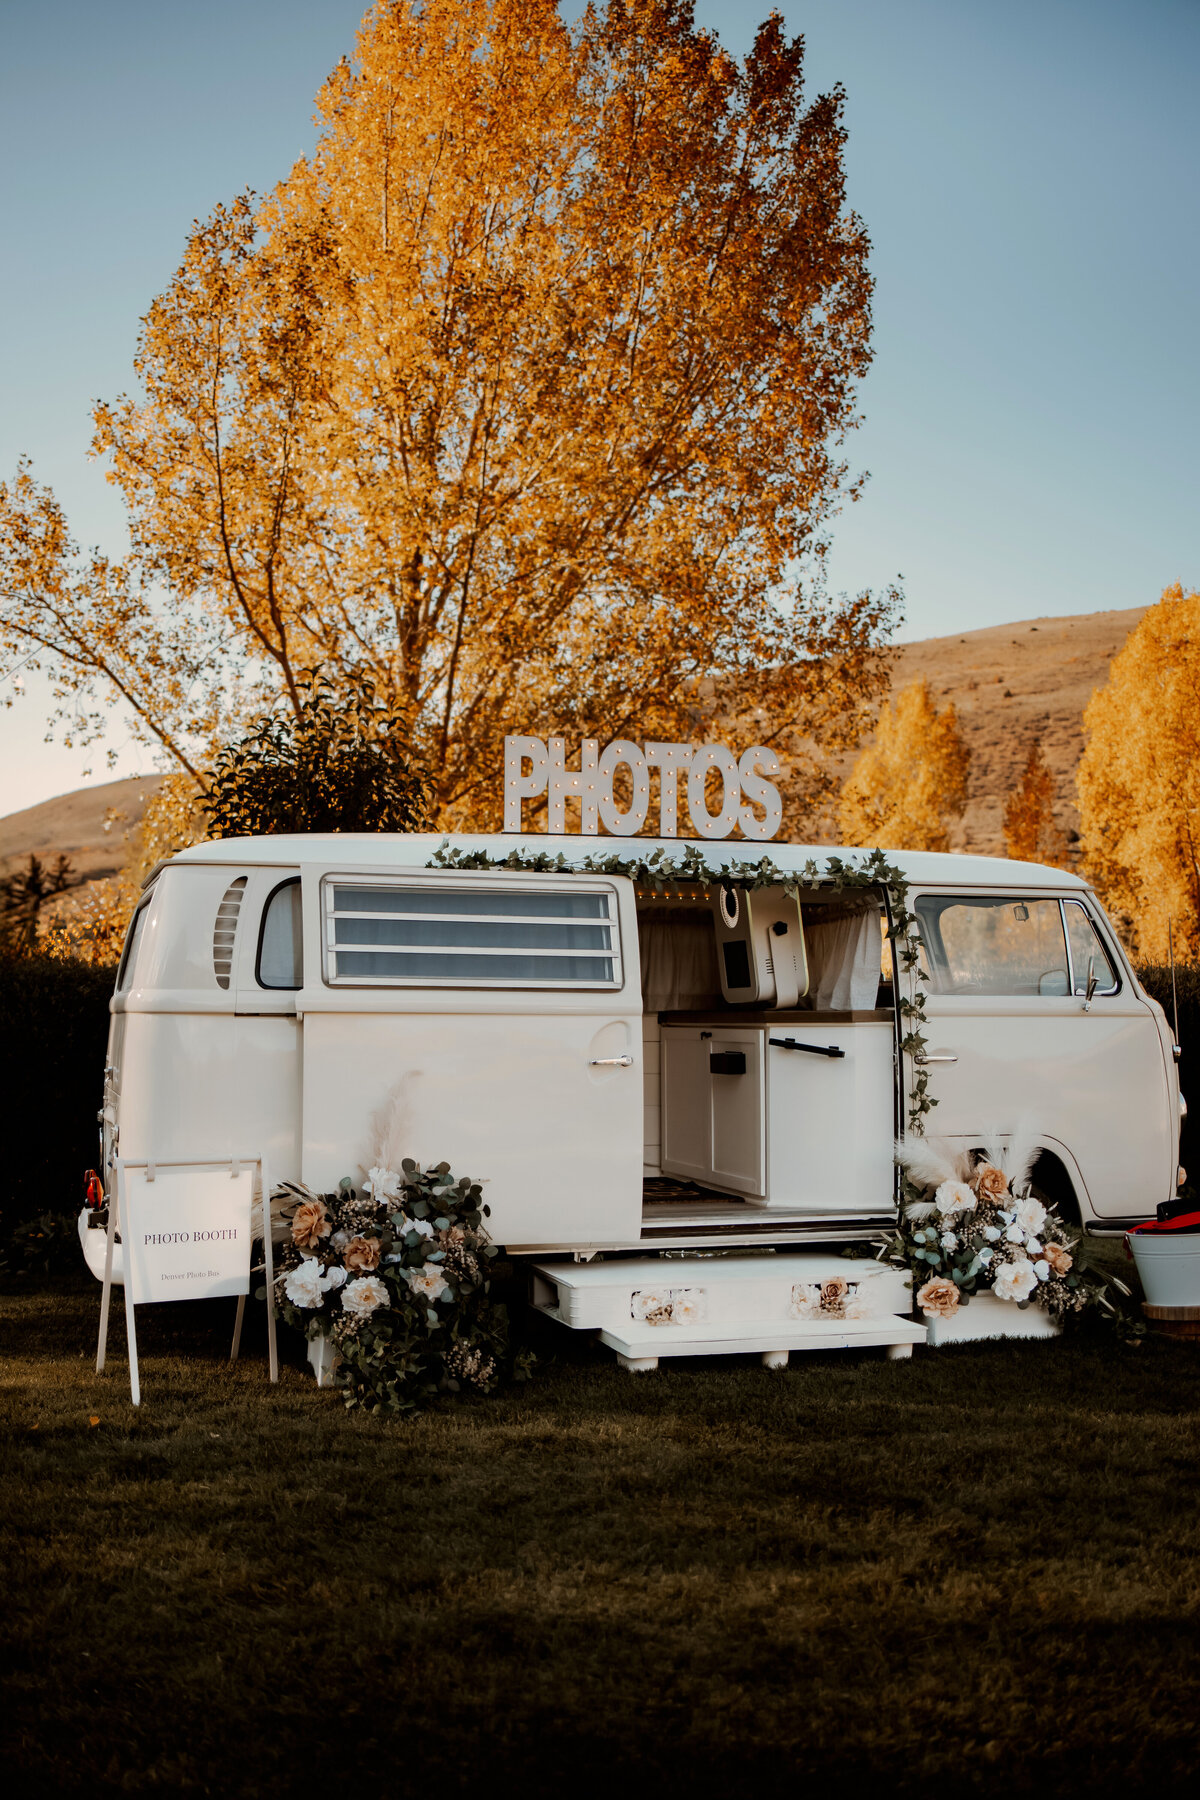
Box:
271, 1159, 530, 1412
881, 1133, 1131, 1326
430, 840, 936, 1133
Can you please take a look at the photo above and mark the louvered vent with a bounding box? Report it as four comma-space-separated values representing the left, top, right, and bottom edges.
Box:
213, 877, 248, 989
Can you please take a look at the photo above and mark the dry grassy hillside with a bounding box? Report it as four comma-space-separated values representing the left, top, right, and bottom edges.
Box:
0, 774, 162, 885
880, 604, 1147, 857
0, 605, 1145, 872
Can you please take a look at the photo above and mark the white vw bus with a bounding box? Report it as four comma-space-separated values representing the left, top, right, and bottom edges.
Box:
91, 834, 1183, 1366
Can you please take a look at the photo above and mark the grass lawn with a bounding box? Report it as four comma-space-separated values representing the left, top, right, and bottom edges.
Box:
2, 1273, 1199, 1799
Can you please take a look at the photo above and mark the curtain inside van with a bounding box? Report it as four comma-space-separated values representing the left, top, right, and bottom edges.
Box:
802, 902, 882, 1011
638, 908, 723, 1012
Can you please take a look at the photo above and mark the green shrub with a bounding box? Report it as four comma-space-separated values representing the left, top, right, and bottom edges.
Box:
1, 1211, 80, 1280
204, 673, 432, 837
0, 956, 115, 1242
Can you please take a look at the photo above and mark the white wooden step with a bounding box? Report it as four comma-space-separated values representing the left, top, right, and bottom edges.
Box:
530, 1252, 924, 1369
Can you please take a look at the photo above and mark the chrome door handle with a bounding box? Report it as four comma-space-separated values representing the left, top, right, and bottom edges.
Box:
590, 1054, 634, 1067
916, 1053, 958, 1064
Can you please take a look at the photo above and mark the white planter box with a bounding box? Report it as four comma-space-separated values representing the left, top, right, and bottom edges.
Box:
923, 1289, 1061, 1346
307, 1336, 342, 1387
1128, 1233, 1200, 1307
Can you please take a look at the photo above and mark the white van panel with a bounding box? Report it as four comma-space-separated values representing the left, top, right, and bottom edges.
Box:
916, 993, 1173, 1216
300, 1009, 643, 1248
116, 1013, 301, 1181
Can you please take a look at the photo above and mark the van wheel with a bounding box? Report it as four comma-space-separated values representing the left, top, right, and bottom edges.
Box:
1028, 1152, 1081, 1227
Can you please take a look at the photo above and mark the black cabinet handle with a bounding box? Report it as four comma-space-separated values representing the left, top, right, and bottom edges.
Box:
769, 1037, 845, 1059
709, 1051, 748, 1075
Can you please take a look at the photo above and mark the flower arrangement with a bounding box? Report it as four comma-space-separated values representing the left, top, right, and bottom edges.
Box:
788, 1276, 879, 1322
630, 1287, 707, 1326
881, 1131, 1130, 1327
272, 1156, 529, 1412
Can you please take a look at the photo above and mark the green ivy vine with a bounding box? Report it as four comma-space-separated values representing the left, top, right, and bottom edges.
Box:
429, 840, 934, 1135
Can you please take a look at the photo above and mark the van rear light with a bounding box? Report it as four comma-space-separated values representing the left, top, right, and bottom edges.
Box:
1179, 1167, 1188, 1190
212, 877, 248, 989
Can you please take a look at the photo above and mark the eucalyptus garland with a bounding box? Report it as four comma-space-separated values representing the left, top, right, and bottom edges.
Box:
429, 840, 934, 1134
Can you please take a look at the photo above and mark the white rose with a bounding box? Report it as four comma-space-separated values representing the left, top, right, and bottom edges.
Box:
993, 1259, 1038, 1304
1015, 1196, 1047, 1235
365, 1166, 400, 1200
632, 1289, 672, 1321
399, 1214, 434, 1240
342, 1274, 389, 1316
940, 1231, 957, 1249
1005, 1224, 1025, 1243
1034, 1259, 1050, 1281
983, 1226, 1001, 1242
322, 1265, 347, 1290
404, 1266, 450, 1303
788, 1284, 820, 1320
284, 1259, 326, 1309
670, 1289, 706, 1325
934, 1181, 976, 1218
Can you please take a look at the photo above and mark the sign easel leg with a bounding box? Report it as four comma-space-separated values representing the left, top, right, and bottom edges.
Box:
261, 1152, 278, 1383
116, 1162, 141, 1406
230, 1294, 246, 1362
96, 1198, 118, 1373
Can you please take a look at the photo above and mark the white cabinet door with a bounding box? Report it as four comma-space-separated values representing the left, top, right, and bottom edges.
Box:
661, 1028, 714, 1185
661, 1026, 765, 1195
709, 1030, 765, 1194
764, 1022, 894, 1210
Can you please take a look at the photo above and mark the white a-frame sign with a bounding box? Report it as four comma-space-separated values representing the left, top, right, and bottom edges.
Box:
96, 1154, 278, 1405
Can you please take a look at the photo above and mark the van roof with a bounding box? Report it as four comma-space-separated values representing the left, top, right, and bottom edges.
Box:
170, 833, 1089, 891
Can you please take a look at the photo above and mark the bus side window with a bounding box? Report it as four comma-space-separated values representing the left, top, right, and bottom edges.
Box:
1063, 899, 1118, 996
116, 894, 153, 992
914, 894, 1070, 996
257, 880, 303, 989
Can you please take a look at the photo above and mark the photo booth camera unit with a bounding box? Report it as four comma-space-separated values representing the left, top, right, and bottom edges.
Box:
712, 884, 808, 1009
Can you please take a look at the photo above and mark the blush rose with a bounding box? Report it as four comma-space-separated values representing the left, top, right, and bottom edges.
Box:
916, 1276, 960, 1320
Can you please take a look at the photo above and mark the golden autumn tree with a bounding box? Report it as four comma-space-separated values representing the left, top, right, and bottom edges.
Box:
1003, 739, 1066, 866
1078, 584, 1200, 958
1, 0, 892, 831
837, 678, 970, 853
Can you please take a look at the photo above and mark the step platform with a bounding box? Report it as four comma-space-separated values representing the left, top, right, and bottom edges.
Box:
530, 1253, 925, 1371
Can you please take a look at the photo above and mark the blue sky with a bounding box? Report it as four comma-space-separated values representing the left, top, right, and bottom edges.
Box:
1, 0, 1196, 814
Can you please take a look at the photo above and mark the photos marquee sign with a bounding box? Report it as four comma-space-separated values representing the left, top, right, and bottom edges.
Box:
504, 736, 783, 840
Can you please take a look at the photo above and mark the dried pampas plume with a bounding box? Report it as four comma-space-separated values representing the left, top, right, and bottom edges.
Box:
893, 1136, 973, 1191
977, 1123, 1042, 1196
368, 1080, 417, 1176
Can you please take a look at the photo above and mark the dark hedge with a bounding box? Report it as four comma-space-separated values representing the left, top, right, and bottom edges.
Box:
1135, 961, 1199, 1186
0, 957, 115, 1237
0, 954, 1194, 1247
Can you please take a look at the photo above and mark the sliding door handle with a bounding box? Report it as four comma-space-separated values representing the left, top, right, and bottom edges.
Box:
590, 1054, 634, 1067
915, 1053, 958, 1064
